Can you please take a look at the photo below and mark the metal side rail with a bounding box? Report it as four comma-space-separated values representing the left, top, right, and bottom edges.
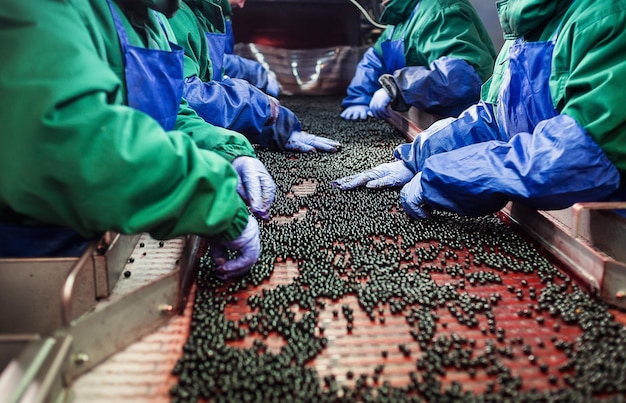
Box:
0, 234, 200, 401
59, 234, 199, 383
0, 232, 140, 336
385, 105, 439, 140
0, 334, 72, 403
503, 202, 626, 308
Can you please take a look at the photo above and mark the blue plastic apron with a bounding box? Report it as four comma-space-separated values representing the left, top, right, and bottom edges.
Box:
205, 31, 228, 80
380, 1, 420, 73
108, 0, 184, 131
496, 26, 560, 136
224, 20, 235, 54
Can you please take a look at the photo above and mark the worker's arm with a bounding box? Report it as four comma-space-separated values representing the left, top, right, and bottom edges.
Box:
223, 54, 280, 97
393, 102, 501, 173
0, 1, 250, 241
341, 47, 386, 108
378, 57, 483, 118
414, 115, 620, 217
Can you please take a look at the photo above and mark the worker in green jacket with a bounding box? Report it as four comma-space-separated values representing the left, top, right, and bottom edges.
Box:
334, 0, 626, 221
217, 0, 281, 97
341, 0, 497, 121
169, 0, 341, 153
0, 0, 273, 280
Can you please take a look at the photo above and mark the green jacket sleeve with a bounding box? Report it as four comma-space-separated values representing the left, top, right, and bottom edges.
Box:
0, 0, 248, 241
553, 4, 626, 173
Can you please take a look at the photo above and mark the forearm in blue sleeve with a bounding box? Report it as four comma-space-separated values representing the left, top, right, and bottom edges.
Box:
420, 114, 621, 216
387, 57, 483, 118
342, 47, 386, 108
394, 102, 501, 173
223, 54, 270, 91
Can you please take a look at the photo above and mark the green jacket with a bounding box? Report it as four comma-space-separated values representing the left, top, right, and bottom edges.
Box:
0, 0, 253, 240
169, 0, 224, 80
375, 0, 496, 82
482, 0, 626, 172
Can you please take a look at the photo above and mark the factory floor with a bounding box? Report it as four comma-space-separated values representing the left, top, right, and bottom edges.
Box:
72, 95, 626, 402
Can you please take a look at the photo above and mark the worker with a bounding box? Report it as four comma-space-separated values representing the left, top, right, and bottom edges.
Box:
169, 0, 341, 153
214, 0, 281, 97
0, 0, 275, 280
333, 0, 626, 220
341, 0, 496, 121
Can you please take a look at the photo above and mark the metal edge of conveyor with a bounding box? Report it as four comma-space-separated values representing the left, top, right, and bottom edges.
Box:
385, 106, 439, 139
0, 334, 73, 403
0, 232, 140, 336
59, 234, 200, 383
503, 202, 626, 309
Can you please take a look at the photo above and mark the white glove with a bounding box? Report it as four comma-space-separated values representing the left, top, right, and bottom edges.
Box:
369, 88, 392, 119
332, 161, 414, 190
400, 172, 431, 219
340, 105, 371, 121
285, 131, 342, 153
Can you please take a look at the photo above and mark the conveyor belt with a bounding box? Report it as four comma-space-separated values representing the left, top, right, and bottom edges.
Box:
70, 95, 626, 402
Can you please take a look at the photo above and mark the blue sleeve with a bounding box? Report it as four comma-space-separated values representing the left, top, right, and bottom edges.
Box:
420, 114, 621, 216
394, 102, 501, 173
183, 76, 296, 150
341, 47, 386, 108
223, 54, 271, 92
388, 57, 483, 118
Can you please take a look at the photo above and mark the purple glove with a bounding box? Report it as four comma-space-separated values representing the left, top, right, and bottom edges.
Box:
285, 131, 342, 153
209, 215, 261, 281
231, 156, 276, 220
331, 161, 414, 190
369, 88, 391, 119
340, 105, 371, 121
400, 172, 431, 219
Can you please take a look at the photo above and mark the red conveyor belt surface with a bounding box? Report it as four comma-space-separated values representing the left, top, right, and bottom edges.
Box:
217, 242, 615, 394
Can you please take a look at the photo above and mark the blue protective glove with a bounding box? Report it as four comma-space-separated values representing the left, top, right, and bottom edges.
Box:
285, 131, 342, 153
231, 156, 276, 220
400, 172, 431, 220
340, 105, 371, 121
265, 71, 280, 98
209, 215, 261, 281
369, 88, 392, 119
331, 160, 414, 190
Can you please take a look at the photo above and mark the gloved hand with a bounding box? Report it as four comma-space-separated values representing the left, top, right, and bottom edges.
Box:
231, 156, 276, 220
331, 160, 414, 190
340, 105, 371, 121
369, 88, 391, 119
208, 215, 261, 281
265, 71, 280, 98
400, 172, 431, 219
285, 131, 342, 153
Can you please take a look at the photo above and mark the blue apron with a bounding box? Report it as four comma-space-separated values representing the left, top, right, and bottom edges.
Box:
380, 1, 420, 73
224, 20, 235, 54
205, 31, 228, 80
0, 3, 185, 258
496, 28, 560, 136
108, 0, 184, 131
0, 222, 95, 258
